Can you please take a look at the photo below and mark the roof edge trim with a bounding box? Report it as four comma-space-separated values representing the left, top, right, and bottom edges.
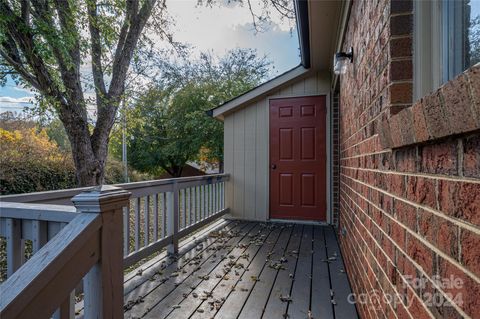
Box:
295, 0, 310, 68
211, 65, 310, 119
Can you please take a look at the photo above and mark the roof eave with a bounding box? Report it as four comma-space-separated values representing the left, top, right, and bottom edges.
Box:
211, 65, 310, 120
295, 0, 310, 69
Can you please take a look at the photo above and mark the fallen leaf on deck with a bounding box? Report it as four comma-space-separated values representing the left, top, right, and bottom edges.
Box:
279, 294, 292, 302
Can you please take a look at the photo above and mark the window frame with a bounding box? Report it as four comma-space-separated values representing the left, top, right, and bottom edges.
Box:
414, 0, 475, 100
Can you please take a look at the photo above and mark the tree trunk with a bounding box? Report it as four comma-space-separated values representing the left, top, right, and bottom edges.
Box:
69, 136, 106, 187
60, 110, 109, 187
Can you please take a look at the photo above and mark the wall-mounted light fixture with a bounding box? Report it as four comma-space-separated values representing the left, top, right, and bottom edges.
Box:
333, 47, 354, 75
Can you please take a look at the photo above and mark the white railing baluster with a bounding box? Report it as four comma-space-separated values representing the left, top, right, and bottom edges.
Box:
153, 194, 159, 242
6, 218, 22, 278
213, 184, 218, 212
47, 222, 61, 240
162, 192, 166, 238
192, 187, 196, 224
203, 185, 206, 220
182, 189, 187, 229
188, 188, 192, 227
144, 196, 150, 247
0, 174, 229, 279
196, 186, 200, 222
134, 197, 140, 252
209, 184, 212, 216
166, 180, 179, 254
52, 290, 75, 319
222, 182, 225, 210
31, 220, 47, 254
123, 205, 130, 256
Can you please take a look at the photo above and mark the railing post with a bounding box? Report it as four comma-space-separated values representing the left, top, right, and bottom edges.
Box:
5, 218, 23, 278
166, 181, 179, 254
72, 185, 131, 319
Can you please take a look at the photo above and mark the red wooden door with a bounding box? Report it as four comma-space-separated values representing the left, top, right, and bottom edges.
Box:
269, 96, 327, 221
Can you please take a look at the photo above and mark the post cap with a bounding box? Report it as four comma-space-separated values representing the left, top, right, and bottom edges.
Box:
71, 185, 131, 213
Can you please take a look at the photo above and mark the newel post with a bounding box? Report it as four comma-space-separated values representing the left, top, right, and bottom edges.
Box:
72, 185, 131, 319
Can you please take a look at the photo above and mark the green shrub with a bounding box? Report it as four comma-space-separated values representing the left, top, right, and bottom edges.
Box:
0, 127, 151, 195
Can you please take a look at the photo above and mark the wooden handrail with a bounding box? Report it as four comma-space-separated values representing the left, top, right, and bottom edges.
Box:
0, 173, 229, 205
0, 202, 77, 222
0, 213, 101, 318
0, 185, 131, 319
1, 175, 230, 268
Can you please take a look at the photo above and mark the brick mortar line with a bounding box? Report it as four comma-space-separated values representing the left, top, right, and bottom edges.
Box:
339, 190, 471, 319
342, 108, 387, 146
337, 212, 399, 319
339, 202, 405, 319
350, 19, 388, 78
340, 172, 480, 236
339, 199, 436, 319
340, 8, 412, 138
340, 150, 392, 160
340, 165, 480, 185
340, 47, 393, 142
340, 134, 379, 155
340, 102, 385, 146
336, 217, 387, 319
341, 48, 409, 136
340, 180, 480, 286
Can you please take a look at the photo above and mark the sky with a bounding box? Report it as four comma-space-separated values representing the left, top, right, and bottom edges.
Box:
0, 0, 300, 114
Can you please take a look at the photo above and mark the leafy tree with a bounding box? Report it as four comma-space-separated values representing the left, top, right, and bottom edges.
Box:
122, 49, 270, 177
469, 15, 480, 66
0, 0, 170, 186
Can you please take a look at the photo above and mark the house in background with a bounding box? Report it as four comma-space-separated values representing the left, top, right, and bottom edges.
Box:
211, 0, 480, 318
1, 0, 479, 318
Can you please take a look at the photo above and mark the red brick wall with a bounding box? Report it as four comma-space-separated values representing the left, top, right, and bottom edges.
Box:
337, 1, 480, 318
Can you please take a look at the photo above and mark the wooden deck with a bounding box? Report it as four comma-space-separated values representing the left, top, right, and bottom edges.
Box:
121, 219, 358, 319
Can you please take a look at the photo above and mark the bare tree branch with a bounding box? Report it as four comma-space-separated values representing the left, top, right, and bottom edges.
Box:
86, 0, 107, 101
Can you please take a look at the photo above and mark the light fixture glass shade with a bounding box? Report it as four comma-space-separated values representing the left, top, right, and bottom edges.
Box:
333, 48, 353, 75
334, 55, 349, 75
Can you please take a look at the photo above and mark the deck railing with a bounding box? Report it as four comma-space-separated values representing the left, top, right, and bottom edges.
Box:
0, 185, 130, 318
0, 174, 229, 318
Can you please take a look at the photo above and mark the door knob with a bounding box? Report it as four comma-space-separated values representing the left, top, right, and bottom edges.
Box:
271, 164, 277, 169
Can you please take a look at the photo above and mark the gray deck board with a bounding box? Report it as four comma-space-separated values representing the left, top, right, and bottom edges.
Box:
261, 224, 303, 319
125, 222, 254, 318
213, 224, 286, 319
311, 225, 334, 319
324, 226, 358, 319
237, 224, 294, 319
124, 220, 235, 297
151, 223, 265, 318
287, 225, 313, 319
188, 223, 278, 319
120, 221, 358, 319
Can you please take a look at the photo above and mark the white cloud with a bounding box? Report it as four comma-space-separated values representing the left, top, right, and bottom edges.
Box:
0, 96, 35, 113
0, 0, 299, 110
162, 0, 299, 74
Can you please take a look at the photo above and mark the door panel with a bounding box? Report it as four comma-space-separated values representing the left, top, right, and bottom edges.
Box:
269, 96, 327, 221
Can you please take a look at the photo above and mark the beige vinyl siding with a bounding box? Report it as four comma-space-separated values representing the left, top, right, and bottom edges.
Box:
223, 71, 330, 221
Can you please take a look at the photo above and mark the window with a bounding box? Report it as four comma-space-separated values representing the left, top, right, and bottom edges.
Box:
414, 0, 480, 99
